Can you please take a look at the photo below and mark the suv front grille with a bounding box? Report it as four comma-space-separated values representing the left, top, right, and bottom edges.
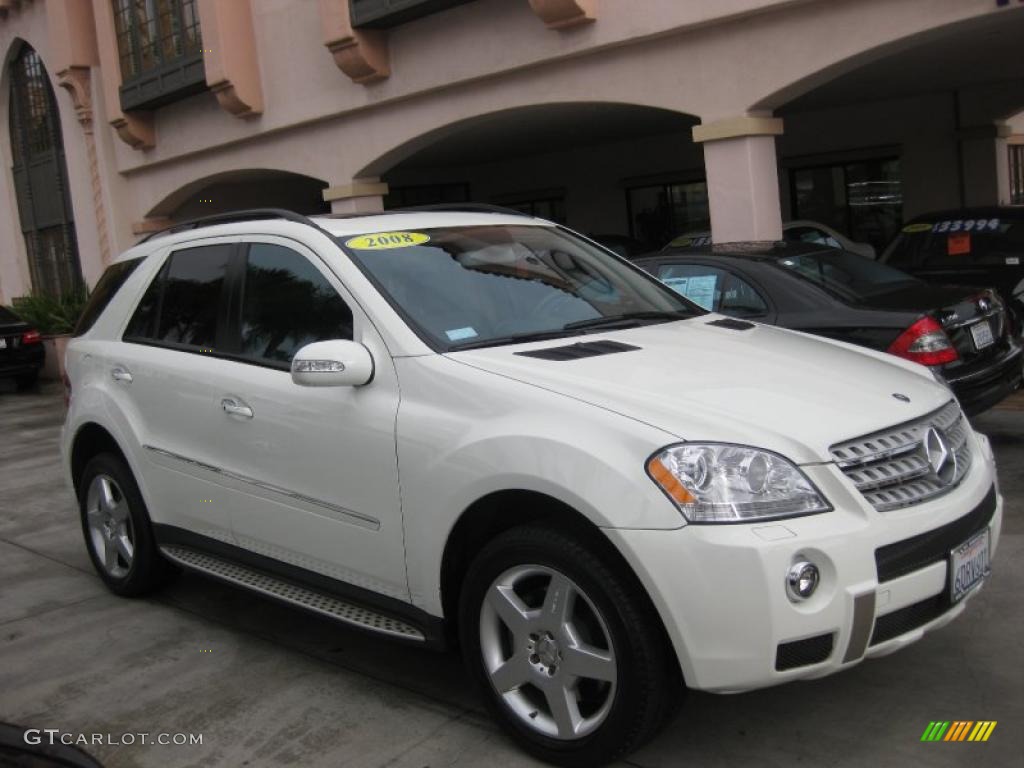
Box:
830, 401, 971, 511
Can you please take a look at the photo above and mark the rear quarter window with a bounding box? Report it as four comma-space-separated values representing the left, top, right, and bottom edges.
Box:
73, 258, 144, 337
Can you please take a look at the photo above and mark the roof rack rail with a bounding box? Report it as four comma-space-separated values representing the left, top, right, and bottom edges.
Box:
393, 203, 533, 217
137, 208, 325, 244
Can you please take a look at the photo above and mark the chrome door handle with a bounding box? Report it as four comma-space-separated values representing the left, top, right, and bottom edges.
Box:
221, 397, 253, 419
111, 367, 133, 384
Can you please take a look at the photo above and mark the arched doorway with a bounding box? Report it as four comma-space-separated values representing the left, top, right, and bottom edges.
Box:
8, 43, 81, 297
360, 102, 701, 249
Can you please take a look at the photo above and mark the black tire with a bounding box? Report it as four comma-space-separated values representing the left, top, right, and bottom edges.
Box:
78, 452, 177, 596
14, 371, 38, 391
459, 524, 680, 767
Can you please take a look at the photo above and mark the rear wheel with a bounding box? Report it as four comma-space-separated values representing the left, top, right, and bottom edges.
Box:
79, 453, 176, 596
459, 525, 679, 767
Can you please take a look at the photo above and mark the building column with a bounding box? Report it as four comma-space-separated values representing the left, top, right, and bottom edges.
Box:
693, 116, 784, 243
323, 178, 389, 214
959, 123, 1012, 207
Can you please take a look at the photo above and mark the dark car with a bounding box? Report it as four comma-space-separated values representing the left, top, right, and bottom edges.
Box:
0, 305, 45, 390
637, 242, 1023, 415
882, 207, 1024, 332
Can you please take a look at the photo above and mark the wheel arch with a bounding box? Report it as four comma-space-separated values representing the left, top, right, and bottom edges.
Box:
439, 488, 680, 678
70, 421, 130, 498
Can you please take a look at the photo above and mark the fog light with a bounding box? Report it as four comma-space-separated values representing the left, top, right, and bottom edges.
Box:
786, 561, 820, 602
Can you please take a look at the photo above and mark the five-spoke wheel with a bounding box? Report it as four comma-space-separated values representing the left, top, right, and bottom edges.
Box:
480, 565, 617, 740
460, 525, 678, 767
78, 453, 176, 596
85, 474, 135, 578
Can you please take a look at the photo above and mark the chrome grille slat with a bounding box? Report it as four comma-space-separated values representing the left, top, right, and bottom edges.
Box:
831, 401, 972, 512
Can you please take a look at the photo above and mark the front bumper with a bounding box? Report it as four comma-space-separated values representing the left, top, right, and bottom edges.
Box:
605, 431, 1001, 693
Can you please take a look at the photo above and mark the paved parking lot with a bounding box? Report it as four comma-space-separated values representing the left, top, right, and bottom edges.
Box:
1, 380, 1021, 768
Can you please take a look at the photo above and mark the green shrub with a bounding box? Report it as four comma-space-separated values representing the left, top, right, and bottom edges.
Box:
11, 290, 88, 335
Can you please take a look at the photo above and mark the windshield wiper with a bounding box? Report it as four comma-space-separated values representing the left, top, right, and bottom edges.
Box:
562, 310, 693, 331
447, 328, 582, 351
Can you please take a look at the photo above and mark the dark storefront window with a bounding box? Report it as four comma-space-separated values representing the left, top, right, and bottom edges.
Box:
8, 45, 82, 297
503, 197, 566, 224
1010, 144, 1024, 206
627, 180, 709, 249
790, 158, 902, 253
113, 0, 206, 111
385, 183, 470, 209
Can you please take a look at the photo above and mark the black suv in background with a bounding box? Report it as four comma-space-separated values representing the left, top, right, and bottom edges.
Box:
0, 305, 44, 390
882, 207, 1024, 333
638, 242, 1023, 415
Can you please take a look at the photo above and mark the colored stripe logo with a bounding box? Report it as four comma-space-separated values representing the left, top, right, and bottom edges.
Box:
921, 721, 997, 742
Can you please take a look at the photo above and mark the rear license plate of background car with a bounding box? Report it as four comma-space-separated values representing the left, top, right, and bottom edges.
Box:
970, 321, 994, 350
950, 529, 990, 603
0, 337, 7, 349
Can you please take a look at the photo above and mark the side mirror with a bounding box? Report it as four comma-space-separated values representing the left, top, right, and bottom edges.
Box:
291, 340, 374, 387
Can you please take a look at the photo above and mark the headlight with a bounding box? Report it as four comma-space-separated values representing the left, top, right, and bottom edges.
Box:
647, 443, 831, 523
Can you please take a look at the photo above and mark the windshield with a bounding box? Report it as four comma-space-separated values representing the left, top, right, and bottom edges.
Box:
342, 225, 701, 350
775, 249, 921, 302
0, 305, 19, 323
884, 216, 1024, 267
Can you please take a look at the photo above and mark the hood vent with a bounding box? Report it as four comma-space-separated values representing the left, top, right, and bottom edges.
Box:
515, 340, 641, 361
706, 318, 755, 331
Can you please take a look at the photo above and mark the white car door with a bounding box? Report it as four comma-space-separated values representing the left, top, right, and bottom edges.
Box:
205, 237, 408, 601
113, 238, 240, 544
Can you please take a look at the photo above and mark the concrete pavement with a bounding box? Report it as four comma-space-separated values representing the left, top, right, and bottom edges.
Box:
1, 380, 1021, 767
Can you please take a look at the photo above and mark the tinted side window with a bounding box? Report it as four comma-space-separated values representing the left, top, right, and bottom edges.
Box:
74, 258, 143, 337
720, 273, 768, 317
123, 263, 165, 340
238, 243, 353, 365
123, 245, 231, 347
157, 246, 231, 347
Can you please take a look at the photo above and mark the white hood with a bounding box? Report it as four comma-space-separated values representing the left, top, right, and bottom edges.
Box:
447, 317, 951, 464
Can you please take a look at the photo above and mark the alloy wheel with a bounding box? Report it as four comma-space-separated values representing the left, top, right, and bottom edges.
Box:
85, 474, 134, 579
479, 565, 618, 741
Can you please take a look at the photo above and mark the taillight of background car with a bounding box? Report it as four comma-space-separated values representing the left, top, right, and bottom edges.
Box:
887, 316, 959, 366
21, 328, 41, 345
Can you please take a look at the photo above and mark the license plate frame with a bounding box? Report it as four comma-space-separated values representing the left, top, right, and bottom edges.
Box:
970, 321, 994, 350
949, 529, 990, 603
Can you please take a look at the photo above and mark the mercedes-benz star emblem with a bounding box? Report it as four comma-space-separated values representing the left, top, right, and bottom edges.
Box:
923, 427, 957, 485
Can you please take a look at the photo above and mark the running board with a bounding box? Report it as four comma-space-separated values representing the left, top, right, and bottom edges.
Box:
160, 545, 426, 642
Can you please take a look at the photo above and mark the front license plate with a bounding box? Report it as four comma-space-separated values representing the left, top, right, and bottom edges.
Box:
950, 529, 990, 603
970, 321, 994, 350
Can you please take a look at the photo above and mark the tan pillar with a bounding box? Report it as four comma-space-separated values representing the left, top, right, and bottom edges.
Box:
323, 179, 389, 215
693, 116, 784, 243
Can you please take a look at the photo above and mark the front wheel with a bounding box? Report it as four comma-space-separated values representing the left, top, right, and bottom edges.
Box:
459, 525, 679, 767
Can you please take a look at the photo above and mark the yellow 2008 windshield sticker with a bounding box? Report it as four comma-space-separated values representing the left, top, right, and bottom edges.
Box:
345, 232, 430, 250
901, 223, 933, 234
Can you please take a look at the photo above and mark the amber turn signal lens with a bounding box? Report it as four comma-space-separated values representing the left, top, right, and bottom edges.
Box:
647, 456, 696, 505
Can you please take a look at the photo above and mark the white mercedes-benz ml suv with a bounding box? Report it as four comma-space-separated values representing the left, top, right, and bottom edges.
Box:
61, 208, 1001, 766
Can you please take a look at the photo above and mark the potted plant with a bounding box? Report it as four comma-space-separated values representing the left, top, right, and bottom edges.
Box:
12, 291, 88, 381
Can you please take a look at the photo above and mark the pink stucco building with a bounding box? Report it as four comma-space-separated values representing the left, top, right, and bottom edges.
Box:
0, 0, 1022, 303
